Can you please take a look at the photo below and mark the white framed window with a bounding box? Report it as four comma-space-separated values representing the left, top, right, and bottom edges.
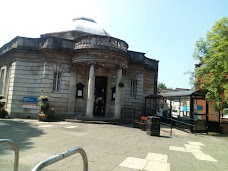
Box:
53, 72, 61, 92
130, 80, 137, 98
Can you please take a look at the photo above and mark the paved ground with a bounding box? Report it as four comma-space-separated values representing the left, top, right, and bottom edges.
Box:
0, 118, 228, 171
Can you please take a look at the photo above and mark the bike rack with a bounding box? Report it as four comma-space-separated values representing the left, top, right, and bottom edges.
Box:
32, 147, 88, 171
0, 139, 19, 171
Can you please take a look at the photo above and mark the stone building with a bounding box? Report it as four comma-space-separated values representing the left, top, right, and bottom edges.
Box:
0, 17, 159, 119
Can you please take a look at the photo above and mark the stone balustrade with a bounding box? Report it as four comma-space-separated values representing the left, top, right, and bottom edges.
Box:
74, 35, 129, 52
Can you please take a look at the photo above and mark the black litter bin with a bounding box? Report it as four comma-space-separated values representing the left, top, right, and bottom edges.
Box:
147, 116, 160, 136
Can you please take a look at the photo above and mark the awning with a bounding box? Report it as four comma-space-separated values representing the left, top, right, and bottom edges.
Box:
158, 90, 207, 98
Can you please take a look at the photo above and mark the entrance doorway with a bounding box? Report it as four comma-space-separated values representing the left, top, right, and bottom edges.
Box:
93, 76, 107, 116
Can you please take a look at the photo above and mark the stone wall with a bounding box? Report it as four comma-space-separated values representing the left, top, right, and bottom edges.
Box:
7, 58, 43, 118
74, 65, 89, 115
6, 51, 72, 118
123, 65, 144, 114
144, 69, 156, 97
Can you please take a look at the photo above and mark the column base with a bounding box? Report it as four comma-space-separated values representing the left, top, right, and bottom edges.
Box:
84, 114, 94, 119
113, 114, 121, 119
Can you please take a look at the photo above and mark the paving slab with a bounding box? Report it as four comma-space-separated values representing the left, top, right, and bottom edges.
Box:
145, 153, 168, 163
144, 160, 170, 171
119, 157, 148, 170
0, 118, 228, 171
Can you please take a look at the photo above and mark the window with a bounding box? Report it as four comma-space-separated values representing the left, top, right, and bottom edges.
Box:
0, 69, 5, 95
130, 80, 137, 98
53, 72, 61, 92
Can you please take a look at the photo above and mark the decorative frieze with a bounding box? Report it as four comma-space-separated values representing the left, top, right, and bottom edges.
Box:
72, 53, 128, 69
74, 35, 128, 52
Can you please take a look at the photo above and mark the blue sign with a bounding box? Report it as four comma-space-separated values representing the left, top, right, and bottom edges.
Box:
197, 105, 203, 110
23, 97, 37, 103
22, 97, 37, 109
182, 106, 190, 112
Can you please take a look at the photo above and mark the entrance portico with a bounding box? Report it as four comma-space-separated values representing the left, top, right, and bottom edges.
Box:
83, 62, 126, 118
72, 35, 129, 118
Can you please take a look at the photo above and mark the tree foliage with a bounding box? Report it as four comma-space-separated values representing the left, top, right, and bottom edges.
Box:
158, 82, 167, 89
194, 17, 228, 110
184, 70, 195, 89
157, 82, 168, 93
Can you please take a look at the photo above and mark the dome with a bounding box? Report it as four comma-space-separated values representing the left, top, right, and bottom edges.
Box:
73, 17, 111, 36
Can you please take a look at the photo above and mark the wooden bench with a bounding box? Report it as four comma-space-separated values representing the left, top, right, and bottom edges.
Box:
133, 116, 148, 130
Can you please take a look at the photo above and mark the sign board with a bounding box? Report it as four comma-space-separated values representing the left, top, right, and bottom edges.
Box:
197, 105, 203, 110
182, 106, 190, 112
22, 97, 37, 109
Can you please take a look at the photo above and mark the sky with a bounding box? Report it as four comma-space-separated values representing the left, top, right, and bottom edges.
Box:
1, 0, 228, 89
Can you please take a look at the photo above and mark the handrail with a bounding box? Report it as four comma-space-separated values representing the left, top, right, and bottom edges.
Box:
32, 147, 88, 171
171, 118, 197, 136
172, 118, 196, 127
0, 139, 19, 171
155, 115, 197, 136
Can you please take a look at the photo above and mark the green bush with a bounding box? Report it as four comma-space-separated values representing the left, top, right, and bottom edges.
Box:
0, 109, 8, 118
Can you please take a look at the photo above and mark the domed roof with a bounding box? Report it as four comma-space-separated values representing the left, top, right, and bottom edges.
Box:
73, 17, 111, 36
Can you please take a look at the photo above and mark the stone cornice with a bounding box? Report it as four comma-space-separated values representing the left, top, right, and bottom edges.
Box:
0, 36, 74, 56
72, 53, 128, 69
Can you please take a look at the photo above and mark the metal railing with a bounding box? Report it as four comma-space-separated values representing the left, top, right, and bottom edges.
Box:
157, 115, 197, 136
170, 118, 197, 136
32, 147, 88, 171
131, 114, 198, 136
0, 139, 19, 171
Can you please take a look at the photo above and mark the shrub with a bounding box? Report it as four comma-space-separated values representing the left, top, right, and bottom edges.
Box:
0, 109, 8, 118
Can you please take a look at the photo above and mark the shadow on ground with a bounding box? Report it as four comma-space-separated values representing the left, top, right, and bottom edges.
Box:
0, 119, 45, 153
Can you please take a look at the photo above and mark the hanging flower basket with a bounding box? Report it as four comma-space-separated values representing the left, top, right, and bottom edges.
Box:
0, 95, 4, 100
118, 82, 124, 88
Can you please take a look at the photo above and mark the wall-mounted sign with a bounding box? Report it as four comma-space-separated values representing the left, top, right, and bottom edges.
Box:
22, 97, 37, 109
76, 83, 85, 98
111, 86, 116, 100
197, 105, 203, 110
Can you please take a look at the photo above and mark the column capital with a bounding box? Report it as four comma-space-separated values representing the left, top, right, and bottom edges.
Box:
87, 61, 97, 66
116, 64, 126, 69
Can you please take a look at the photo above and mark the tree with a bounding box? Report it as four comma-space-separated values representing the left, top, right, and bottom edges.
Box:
158, 82, 167, 89
193, 17, 228, 111
184, 70, 195, 89
157, 82, 167, 93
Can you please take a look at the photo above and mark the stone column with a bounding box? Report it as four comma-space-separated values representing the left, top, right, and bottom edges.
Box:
67, 66, 76, 114
86, 64, 95, 118
114, 66, 123, 118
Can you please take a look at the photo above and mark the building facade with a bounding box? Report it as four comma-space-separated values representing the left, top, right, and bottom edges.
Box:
0, 17, 159, 119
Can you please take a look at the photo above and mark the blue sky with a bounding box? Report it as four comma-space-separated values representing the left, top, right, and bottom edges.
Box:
1, 0, 228, 88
